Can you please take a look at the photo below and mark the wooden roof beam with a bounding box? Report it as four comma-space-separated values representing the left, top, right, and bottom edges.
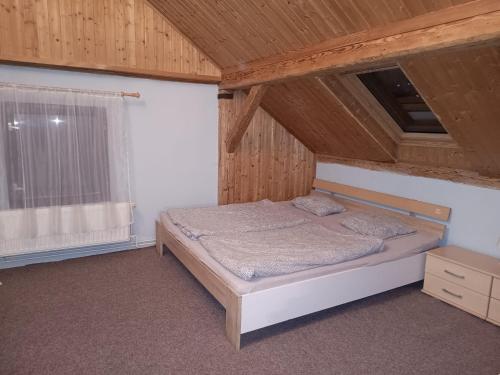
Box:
220, 0, 500, 90
226, 85, 268, 153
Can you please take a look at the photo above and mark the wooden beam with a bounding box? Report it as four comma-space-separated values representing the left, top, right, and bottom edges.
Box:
226, 85, 268, 153
220, 0, 500, 89
0, 55, 221, 84
317, 154, 500, 191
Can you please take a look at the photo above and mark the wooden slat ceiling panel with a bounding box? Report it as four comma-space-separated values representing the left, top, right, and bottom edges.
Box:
261, 78, 393, 162
402, 46, 500, 176
148, 0, 472, 68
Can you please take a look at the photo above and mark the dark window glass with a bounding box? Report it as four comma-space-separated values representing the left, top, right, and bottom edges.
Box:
2, 103, 110, 209
358, 68, 447, 134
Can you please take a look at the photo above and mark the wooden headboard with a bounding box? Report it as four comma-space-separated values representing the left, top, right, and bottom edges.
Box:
312, 178, 451, 239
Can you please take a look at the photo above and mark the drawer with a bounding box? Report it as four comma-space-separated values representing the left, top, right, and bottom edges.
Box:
425, 255, 492, 295
423, 272, 489, 318
491, 278, 500, 300
487, 297, 500, 326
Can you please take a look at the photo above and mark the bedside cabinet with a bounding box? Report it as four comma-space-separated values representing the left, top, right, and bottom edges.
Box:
422, 246, 500, 325
488, 277, 500, 325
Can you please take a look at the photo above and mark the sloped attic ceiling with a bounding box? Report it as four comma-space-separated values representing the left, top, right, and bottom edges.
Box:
148, 0, 500, 177
147, 0, 472, 68
261, 45, 500, 175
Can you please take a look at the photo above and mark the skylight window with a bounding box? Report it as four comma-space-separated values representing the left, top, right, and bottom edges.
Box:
357, 68, 447, 134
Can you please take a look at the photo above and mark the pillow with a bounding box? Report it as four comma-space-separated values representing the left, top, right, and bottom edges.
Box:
292, 193, 345, 217
341, 212, 416, 239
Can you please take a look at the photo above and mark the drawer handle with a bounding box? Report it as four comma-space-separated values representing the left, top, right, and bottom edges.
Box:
442, 288, 463, 299
444, 269, 465, 279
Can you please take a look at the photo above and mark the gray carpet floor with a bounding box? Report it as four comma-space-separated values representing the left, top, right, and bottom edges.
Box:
0, 247, 499, 375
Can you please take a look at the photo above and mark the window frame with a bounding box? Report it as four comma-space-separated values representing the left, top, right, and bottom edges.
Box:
356, 66, 447, 135
340, 64, 454, 146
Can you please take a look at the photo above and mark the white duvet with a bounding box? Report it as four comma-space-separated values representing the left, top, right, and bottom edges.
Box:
199, 223, 384, 280
167, 200, 309, 240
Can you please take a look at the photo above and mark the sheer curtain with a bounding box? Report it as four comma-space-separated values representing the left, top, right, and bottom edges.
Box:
0, 84, 132, 256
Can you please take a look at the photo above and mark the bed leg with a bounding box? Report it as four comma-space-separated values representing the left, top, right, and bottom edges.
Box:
225, 295, 242, 350
155, 221, 165, 256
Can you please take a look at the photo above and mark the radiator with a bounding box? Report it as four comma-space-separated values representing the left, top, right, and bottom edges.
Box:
0, 202, 132, 256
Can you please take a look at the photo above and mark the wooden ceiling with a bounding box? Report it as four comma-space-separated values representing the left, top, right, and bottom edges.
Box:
148, 0, 471, 68
261, 78, 394, 162
401, 47, 500, 176
149, 0, 500, 177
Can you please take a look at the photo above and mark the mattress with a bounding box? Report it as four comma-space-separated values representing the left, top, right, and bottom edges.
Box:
160, 201, 441, 294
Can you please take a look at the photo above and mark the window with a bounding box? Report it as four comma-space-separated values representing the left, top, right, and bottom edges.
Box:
0, 85, 132, 256
358, 68, 447, 134
3, 103, 110, 209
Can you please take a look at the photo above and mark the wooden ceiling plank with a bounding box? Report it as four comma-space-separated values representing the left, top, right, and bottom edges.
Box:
262, 82, 347, 154
401, 47, 500, 177
260, 84, 323, 153
261, 78, 393, 161
286, 1, 335, 42
315, 0, 352, 34
318, 75, 398, 161
226, 84, 268, 153
220, 0, 500, 89
226, 1, 283, 58
148, 0, 237, 64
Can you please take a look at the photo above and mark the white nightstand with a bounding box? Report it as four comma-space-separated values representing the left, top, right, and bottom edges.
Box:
422, 246, 500, 325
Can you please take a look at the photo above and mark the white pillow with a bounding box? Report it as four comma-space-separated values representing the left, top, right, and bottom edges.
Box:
341, 212, 416, 239
292, 194, 345, 217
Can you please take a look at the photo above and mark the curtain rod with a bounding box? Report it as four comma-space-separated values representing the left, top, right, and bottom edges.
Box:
0, 82, 141, 98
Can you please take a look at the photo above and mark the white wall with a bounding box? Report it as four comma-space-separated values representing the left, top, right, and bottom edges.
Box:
0, 64, 219, 247
317, 163, 500, 259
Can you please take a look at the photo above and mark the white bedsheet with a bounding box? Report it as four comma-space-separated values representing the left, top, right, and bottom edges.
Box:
160, 201, 440, 294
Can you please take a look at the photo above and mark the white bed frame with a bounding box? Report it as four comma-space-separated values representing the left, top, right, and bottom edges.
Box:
156, 179, 451, 350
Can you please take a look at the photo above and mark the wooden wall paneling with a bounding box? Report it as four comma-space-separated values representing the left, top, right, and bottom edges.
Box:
0, 0, 221, 82
94, 0, 106, 63
34, 0, 50, 59
226, 85, 268, 153
0, 1, 10, 55
133, 0, 145, 67
72, 0, 85, 62
219, 91, 315, 205
401, 46, 500, 176
22, 0, 38, 57
60, 0, 74, 60
115, 0, 126, 65
47, 0, 59, 57
83, 0, 96, 62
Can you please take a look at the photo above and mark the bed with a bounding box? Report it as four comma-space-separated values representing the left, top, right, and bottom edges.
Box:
156, 179, 451, 349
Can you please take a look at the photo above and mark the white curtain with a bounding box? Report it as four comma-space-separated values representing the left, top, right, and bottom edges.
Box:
0, 85, 132, 256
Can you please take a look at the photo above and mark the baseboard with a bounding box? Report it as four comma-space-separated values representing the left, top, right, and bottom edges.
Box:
0, 237, 156, 269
